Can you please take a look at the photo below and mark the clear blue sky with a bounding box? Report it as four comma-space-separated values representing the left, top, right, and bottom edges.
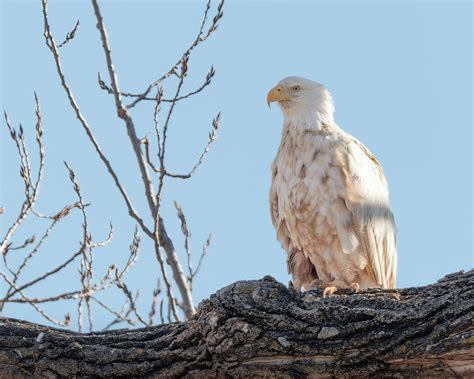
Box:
1, 0, 472, 330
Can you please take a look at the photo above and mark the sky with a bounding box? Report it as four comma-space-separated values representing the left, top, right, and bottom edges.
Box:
1, 0, 472, 330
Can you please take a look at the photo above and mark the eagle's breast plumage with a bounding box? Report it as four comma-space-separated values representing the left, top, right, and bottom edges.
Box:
268, 77, 397, 292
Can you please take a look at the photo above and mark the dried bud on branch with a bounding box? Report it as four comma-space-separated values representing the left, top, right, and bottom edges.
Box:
58, 19, 80, 48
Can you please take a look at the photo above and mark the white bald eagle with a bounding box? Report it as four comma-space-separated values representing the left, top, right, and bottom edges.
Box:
267, 77, 397, 296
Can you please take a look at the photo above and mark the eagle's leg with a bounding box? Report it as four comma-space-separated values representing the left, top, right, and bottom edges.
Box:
287, 250, 318, 292
288, 280, 300, 292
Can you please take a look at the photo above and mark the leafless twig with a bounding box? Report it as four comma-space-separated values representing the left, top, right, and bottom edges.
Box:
114, 270, 147, 327
58, 19, 80, 48
194, 234, 212, 279
1, 95, 44, 255
98, 66, 215, 104
148, 278, 162, 325
164, 113, 221, 179
174, 202, 192, 286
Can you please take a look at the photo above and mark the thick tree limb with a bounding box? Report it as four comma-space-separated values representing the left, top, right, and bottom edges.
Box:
1, 270, 472, 378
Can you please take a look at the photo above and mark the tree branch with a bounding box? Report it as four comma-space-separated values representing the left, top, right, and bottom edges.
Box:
40, 0, 152, 238
1, 270, 472, 378
90, 0, 157, 215
98, 65, 215, 104
90, 0, 195, 320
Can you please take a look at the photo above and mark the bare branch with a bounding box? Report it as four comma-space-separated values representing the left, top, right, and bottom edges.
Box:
0, 272, 69, 327
102, 298, 135, 331
0, 244, 85, 303
153, 86, 164, 169
57, 19, 80, 48
7, 219, 60, 297
151, 237, 181, 322
2, 0, 224, 330
6, 289, 91, 304
118, 226, 140, 279
125, 0, 224, 110
147, 278, 161, 325
165, 112, 221, 179
159, 299, 164, 324
142, 137, 160, 174
64, 162, 94, 332
1, 96, 45, 254
77, 297, 84, 332
91, 296, 136, 328
159, 57, 188, 169
8, 235, 35, 251
86, 299, 93, 332
51, 201, 87, 221
150, 74, 190, 323
98, 65, 216, 104
174, 201, 192, 287
91, 0, 196, 320
114, 270, 147, 327
90, 0, 157, 217
90, 223, 114, 248
193, 233, 212, 279
40, 0, 152, 238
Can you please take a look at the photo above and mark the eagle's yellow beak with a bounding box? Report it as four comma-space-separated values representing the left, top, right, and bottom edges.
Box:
267, 85, 289, 107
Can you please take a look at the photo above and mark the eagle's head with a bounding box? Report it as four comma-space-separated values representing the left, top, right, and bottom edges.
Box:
267, 77, 335, 125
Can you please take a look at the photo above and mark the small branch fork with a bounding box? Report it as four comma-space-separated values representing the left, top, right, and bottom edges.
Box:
1, 94, 44, 256
13, 0, 225, 326
96, 0, 224, 111
98, 65, 215, 105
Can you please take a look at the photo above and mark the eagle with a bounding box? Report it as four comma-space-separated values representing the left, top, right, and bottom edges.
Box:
267, 77, 397, 296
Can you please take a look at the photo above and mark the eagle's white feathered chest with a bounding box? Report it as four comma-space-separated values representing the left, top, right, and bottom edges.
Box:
270, 119, 372, 287
272, 123, 344, 252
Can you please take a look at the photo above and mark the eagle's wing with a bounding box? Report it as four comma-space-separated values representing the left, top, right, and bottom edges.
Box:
269, 163, 290, 252
270, 161, 317, 289
335, 137, 397, 288
270, 164, 279, 228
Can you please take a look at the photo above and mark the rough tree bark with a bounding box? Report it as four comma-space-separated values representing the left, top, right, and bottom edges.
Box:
1, 270, 473, 378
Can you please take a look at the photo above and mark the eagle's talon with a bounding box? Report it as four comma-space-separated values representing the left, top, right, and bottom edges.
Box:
350, 282, 360, 293
323, 286, 338, 298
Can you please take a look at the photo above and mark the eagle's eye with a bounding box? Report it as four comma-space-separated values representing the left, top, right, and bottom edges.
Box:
292, 85, 300, 92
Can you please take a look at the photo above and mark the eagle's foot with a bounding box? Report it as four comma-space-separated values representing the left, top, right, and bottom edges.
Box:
323, 286, 338, 298
350, 282, 360, 293
310, 279, 339, 297
310, 279, 359, 297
